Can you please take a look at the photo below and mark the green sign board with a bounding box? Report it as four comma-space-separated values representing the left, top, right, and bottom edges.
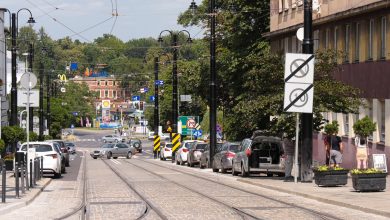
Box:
179, 116, 198, 136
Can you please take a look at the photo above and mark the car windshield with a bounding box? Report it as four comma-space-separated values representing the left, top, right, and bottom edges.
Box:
196, 144, 207, 150
65, 143, 74, 147
229, 144, 240, 153
101, 144, 115, 148
165, 144, 172, 148
185, 142, 195, 148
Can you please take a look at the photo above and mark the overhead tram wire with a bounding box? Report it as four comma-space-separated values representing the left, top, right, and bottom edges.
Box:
70, 16, 114, 38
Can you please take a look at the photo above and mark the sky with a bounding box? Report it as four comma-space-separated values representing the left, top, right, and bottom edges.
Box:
1, 0, 203, 42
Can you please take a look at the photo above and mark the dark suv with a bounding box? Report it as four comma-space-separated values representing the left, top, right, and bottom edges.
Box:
128, 139, 142, 153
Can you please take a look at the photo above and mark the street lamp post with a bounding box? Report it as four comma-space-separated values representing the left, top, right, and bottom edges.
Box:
154, 57, 159, 137
189, 0, 217, 166
301, 0, 314, 182
158, 30, 192, 162
28, 43, 34, 133
6, 9, 35, 127
39, 58, 44, 140
46, 70, 52, 135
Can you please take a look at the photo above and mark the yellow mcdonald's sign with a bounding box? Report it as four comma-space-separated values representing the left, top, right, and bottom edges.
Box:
58, 74, 67, 81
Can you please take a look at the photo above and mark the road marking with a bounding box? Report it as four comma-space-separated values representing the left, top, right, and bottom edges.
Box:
111, 159, 121, 164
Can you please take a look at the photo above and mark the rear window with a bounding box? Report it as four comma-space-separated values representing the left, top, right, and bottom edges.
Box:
102, 144, 114, 148
229, 145, 240, 153
196, 144, 207, 150
165, 144, 172, 148
21, 144, 52, 152
65, 143, 74, 147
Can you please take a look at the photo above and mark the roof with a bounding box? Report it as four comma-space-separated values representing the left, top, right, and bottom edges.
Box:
252, 136, 281, 144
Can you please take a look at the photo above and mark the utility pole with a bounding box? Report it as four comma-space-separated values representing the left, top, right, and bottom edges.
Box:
10, 13, 17, 127
46, 70, 51, 134
28, 43, 33, 133
172, 34, 178, 134
209, 0, 217, 167
301, 0, 314, 182
39, 60, 44, 140
154, 56, 159, 136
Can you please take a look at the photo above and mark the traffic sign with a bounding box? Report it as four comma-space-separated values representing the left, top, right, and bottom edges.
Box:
60, 87, 66, 93
193, 129, 202, 137
284, 53, 314, 84
17, 89, 39, 107
155, 80, 164, 86
140, 88, 149, 93
195, 123, 201, 130
150, 95, 155, 102
102, 100, 111, 109
283, 82, 313, 113
186, 118, 196, 129
72, 112, 79, 116
20, 72, 37, 89
71, 124, 75, 129
132, 96, 140, 101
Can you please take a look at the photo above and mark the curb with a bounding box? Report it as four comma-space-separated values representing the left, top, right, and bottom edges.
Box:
0, 178, 52, 214
237, 179, 390, 218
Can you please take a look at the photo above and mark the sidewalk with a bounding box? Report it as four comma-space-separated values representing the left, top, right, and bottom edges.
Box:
238, 175, 390, 218
0, 171, 51, 213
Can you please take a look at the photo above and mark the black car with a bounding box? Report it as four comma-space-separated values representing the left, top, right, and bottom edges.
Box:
128, 139, 142, 153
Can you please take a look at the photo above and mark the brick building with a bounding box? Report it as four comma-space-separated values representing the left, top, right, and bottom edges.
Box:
266, 0, 390, 169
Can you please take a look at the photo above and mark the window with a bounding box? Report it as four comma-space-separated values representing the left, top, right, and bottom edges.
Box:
279, 0, 283, 13
105, 90, 108, 97
355, 23, 360, 62
334, 27, 338, 51
105, 81, 108, 86
284, 0, 289, 11
113, 91, 117, 99
381, 100, 385, 142
344, 25, 350, 62
368, 19, 374, 60
314, 30, 319, 51
343, 114, 349, 136
380, 16, 387, 59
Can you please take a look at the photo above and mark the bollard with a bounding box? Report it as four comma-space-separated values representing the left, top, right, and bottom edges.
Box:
30, 159, 33, 188
15, 161, 19, 198
40, 156, 43, 179
25, 155, 29, 191
2, 163, 6, 203
21, 161, 25, 194
33, 159, 37, 185
172, 152, 176, 163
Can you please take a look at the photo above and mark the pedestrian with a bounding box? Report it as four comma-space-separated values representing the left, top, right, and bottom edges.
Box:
323, 134, 330, 166
282, 134, 294, 182
326, 131, 343, 167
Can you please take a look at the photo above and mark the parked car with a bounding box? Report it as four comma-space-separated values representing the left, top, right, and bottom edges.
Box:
148, 132, 155, 140
102, 135, 125, 143
18, 142, 62, 178
65, 142, 76, 154
52, 142, 66, 173
160, 142, 173, 160
187, 141, 207, 167
175, 140, 198, 165
47, 140, 70, 167
199, 142, 224, 169
212, 142, 240, 173
90, 143, 136, 159
232, 136, 285, 177
127, 138, 142, 153
160, 133, 170, 140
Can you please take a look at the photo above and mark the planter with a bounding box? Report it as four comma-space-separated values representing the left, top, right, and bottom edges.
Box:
352, 173, 387, 192
4, 160, 14, 171
313, 170, 349, 186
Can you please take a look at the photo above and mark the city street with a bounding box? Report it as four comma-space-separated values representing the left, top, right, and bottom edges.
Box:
0, 129, 388, 220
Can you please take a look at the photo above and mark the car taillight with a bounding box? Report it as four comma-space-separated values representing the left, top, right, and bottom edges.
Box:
183, 148, 188, 153
245, 148, 251, 157
226, 152, 235, 158
47, 154, 57, 159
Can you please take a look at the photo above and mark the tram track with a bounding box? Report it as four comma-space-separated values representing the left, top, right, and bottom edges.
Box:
130, 158, 343, 220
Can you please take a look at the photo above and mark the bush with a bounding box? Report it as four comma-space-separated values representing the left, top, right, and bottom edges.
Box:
50, 122, 62, 139
43, 135, 53, 140
353, 116, 376, 138
0, 139, 5, 156
324, 121, 339, 135
2, 126, 26, 146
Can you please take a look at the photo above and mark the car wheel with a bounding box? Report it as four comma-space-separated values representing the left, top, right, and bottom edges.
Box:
232, 163, 238, 176
199, 162, 205, 169
267, 173, 273, 177
212, 166, 219, 172
241, 164, 249, 177
107, 152, 112, 159
54, 171, 61, 178
115, 139, 119, 143
176, 160, 180, 165
126, 152, 133, 159
113, 157, 118, 159
134, 143, 140, 148
103, 139, 107, 143
93, 157, 97, 159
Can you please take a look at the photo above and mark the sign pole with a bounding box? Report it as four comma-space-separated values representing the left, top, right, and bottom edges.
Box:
294, 113, 300, 184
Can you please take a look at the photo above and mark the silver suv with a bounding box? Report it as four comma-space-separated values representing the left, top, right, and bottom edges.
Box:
101, 135, 125, 143
232, 136, 285, 177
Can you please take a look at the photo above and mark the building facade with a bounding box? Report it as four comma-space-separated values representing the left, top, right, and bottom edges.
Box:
267, 0, 390, 169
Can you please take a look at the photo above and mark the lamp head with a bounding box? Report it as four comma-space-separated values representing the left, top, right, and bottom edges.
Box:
189, 1, 198, 14
27, 16, 35, 27
186, 37, 193, 44
157, 36, 163, 43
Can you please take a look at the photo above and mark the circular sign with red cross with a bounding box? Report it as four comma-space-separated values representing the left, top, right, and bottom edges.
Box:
186, 118, 196, 129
